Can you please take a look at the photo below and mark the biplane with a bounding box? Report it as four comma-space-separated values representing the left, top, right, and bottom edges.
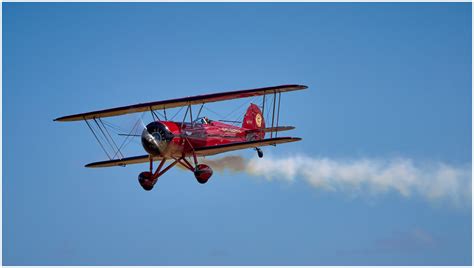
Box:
54, 84, 308, 191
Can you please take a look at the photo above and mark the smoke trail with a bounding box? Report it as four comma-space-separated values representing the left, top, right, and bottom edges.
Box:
201, 156, 247, 172
201, 155, 471, 205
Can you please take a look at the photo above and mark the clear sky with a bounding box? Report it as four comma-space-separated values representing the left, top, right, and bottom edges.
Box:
3, 2, 471, 265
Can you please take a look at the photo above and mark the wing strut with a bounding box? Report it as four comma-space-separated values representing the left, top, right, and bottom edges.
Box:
95, 118, 124, 159
181, 104, 189, 128
150, 107, 161, 121
84, 118, 112, 160
270, 92, 276, 138
276, 92, 281, 137
83, 116, 134, 160
262, 90, 283, 139
196, 103, 204, 121
189, 104, 193, 126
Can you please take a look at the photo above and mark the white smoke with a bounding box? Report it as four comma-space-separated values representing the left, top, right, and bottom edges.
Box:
201, 154, 471, 205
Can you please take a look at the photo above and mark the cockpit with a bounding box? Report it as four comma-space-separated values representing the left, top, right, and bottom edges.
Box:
193, 117, 212, 125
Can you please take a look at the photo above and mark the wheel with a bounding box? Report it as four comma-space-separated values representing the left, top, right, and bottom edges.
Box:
194, 164, 213, 184
138, 171, 154, 191
196, 177, 209, 184
256, 148, 263, 158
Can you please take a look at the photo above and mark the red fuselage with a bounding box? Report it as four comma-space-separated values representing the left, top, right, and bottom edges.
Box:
142, 103, 266, 157
165, 120, 248, 147
141, 119, 264, 157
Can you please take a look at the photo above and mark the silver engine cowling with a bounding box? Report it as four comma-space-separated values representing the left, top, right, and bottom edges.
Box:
141, 122, 174, 156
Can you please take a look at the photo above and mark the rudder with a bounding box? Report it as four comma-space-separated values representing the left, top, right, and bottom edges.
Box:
242, 103, 265, 140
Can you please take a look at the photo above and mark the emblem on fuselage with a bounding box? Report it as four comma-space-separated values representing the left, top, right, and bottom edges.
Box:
255, 113, 262, 128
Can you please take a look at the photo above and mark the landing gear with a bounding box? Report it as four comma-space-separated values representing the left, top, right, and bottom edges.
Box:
138, 144, 215, 190
138, 171, 154, 191
176, 154, 214, 184
256, 147, 263, 158
180, 138, 214, 185
137, 157, 179, 191
194, 164, 213, 184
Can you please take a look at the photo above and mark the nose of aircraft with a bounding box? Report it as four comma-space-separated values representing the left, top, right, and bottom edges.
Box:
141, 122, 173, 156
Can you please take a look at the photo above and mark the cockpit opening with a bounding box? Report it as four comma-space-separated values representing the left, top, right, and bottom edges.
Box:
193, 117, 212, 125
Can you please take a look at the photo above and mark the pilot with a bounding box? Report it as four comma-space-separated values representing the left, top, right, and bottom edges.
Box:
198, 117, 212, 125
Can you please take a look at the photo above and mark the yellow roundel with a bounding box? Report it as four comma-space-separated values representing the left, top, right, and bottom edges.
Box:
255, 113, 262, 128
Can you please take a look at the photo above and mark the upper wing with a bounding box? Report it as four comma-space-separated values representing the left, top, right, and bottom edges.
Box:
54, 84, 307, 122
85, 137, 301, 168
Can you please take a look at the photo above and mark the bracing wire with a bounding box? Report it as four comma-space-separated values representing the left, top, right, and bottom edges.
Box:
170, 106, 185, 121
265, 93, 274, 126
99, 118, 124, 159
228, 96, 258, 125
84, 119, 112, 160
222, 96, 256, 121
113, 112, 146, 158
203, 106, 224, 118
93, 118, 118, 159
101, 119, 133, 134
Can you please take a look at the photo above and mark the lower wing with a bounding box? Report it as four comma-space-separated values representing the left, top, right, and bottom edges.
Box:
195, 136, 301, 156
85, 137, 301, 168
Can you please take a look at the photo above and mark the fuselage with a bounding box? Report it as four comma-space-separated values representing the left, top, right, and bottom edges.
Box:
166, 120, 247, 146
141, 119, 263, 157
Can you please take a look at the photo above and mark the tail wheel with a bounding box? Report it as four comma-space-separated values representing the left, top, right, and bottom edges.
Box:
194, 164, 213, 184
138, 171, 154, 191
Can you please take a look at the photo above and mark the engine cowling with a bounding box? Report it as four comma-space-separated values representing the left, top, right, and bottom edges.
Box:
141, 122, 174, 156
194, 164, 213, 184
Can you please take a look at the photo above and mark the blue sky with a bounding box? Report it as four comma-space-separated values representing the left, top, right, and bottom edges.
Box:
3, 3, 471, 265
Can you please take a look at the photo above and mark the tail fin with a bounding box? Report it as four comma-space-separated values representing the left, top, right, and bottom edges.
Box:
242, 103, 265, 140
242, 103, 265, 130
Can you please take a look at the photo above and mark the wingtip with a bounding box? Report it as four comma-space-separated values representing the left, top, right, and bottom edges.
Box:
84, 162, 98, 168
54, 116, 66, 122
53, 115, 80, 122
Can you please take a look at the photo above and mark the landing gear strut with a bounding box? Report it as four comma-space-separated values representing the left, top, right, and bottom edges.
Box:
137, 157, 178, 191
138, 138, 215, 190
182, 138, 213, 184
176, 155, 214, 184
256, 147, 263, 158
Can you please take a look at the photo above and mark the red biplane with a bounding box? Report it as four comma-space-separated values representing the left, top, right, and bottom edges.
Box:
55, 84, 307, 190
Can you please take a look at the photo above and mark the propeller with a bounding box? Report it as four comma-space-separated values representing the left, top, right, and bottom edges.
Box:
118, 117, 147, 137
